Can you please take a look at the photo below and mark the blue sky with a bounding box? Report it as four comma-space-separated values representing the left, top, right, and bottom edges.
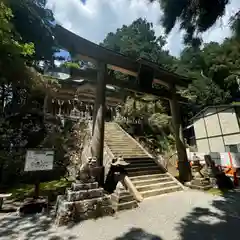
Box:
48, 0, 240, 57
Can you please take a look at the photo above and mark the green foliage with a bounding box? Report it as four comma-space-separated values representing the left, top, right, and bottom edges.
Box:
101, 18, 175, 68
177, 39, 240, 109
149, 0, 230, 46
230, 11, 240, 38
8, 0, 56, 60
61, 61, 81, 69
0, 1, 63, 187
7, 178, 72, 202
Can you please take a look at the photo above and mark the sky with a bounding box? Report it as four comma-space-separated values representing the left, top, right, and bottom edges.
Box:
47, 0, 240, 57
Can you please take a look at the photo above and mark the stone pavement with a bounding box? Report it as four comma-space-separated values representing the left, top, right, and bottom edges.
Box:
1, 189, 240, 240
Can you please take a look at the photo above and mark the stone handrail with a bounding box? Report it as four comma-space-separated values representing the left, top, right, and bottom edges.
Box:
122, 175, 143, 202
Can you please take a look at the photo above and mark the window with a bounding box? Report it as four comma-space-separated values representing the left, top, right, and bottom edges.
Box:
225, 144, 239, 153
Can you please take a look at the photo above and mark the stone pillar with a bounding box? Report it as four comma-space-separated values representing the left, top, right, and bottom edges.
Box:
169, 85, 192, 182
43, 94, 48, 117
58, 100, 62, 116
91, 62, 107, 185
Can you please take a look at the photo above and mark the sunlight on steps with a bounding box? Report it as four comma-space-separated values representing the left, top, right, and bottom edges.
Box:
104, 122, 184, 200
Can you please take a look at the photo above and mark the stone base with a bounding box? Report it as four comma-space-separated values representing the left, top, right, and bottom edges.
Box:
55, 181, 114, 226
191, 178, 210, 186
111, 191, 138, 212
185, 182, 212, 191
66, 188, 104, 201
110, 182, 138, 212
55, 196, 113, 226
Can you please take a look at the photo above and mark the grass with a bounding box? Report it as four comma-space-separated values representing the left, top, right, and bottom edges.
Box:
7, 178, 72, 203
206, 187, 233, 196
206, 188, 224, 196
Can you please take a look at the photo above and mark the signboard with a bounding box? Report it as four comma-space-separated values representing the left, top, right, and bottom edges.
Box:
24, 150, 54, 172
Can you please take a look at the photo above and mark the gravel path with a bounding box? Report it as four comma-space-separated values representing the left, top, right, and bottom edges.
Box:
1, 189, 240, 240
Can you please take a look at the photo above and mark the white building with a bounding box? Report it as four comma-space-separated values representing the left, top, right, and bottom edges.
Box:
190, 105, 240, 153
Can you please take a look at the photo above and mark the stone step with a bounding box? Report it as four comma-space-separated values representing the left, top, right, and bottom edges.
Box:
127, 162, 157, 168
115, 156, 150, 160
105, 141, 134, 144
112, 200, 138, 211
106, 142, 137, 145
111, 152, 147, 156
126, 159, 155, 164
109, 147, 144, 151
111, 152, 148, 156
105, 134, 131, 137
129, 173, 169, 181
104, 136, 133, 139
126, 166, 160, 172
109, 147, 142, 151
111, 152, 148, 157
111, 193, 135, 203
106, 144, 137, 147
127, 169, 162, 177
106, 142, 140, 146
136, 181, 177, 192
141, 186, 183, 199
120, 156, 151, 159
131, 177, 173, 186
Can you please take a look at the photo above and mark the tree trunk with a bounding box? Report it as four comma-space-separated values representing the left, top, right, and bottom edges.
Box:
169, 85, 192, 182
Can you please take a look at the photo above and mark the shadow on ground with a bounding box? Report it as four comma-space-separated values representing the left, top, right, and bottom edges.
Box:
177, 189, 240, 240
114, 227, 163, 240
0, 212, 76, 240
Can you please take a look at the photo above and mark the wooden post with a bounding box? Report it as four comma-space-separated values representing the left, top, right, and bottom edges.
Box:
91, 62, 107, 184
169, 85, 192, 182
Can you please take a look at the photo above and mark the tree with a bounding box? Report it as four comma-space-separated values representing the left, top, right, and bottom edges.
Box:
7, 0, 57, 61
0, 1, 64, 185
149, 0, 234, 46
178, 39, 240, 110
101, 18, 175, 68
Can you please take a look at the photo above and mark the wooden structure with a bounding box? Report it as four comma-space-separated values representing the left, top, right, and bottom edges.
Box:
44, 78, 122, 120
53, 25, 192, 182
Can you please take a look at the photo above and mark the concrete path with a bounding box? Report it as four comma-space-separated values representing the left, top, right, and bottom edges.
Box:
0, 189, 240, 240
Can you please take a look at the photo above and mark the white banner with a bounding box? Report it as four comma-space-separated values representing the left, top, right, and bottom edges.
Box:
24, 150, 54, 172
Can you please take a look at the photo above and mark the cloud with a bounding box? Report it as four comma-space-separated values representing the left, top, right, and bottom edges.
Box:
46, 0, 240, 57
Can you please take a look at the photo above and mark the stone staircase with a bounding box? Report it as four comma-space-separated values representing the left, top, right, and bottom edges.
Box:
126, 159, 182, 199
104, 122, 183, 202
104, 122, 150, 159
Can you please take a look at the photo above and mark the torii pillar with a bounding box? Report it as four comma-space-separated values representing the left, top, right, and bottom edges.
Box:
169, 85, 192, 182
91, 62, 107, 185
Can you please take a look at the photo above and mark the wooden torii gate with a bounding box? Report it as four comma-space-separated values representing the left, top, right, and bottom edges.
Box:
53, 25, 192, 183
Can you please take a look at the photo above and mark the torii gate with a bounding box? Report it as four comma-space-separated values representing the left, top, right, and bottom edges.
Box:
53, 25, 192, 183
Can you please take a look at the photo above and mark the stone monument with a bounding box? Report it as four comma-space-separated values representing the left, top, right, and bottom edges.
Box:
201, 154, 218, 187
55, 157, 113, 226
187, 158, 212, 190
202, 154, 234, 190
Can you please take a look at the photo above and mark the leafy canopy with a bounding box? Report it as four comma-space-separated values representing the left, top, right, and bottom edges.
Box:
149, 0, 236, 46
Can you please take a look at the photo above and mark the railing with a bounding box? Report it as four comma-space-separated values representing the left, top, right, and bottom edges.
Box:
122, 175, 143, 202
